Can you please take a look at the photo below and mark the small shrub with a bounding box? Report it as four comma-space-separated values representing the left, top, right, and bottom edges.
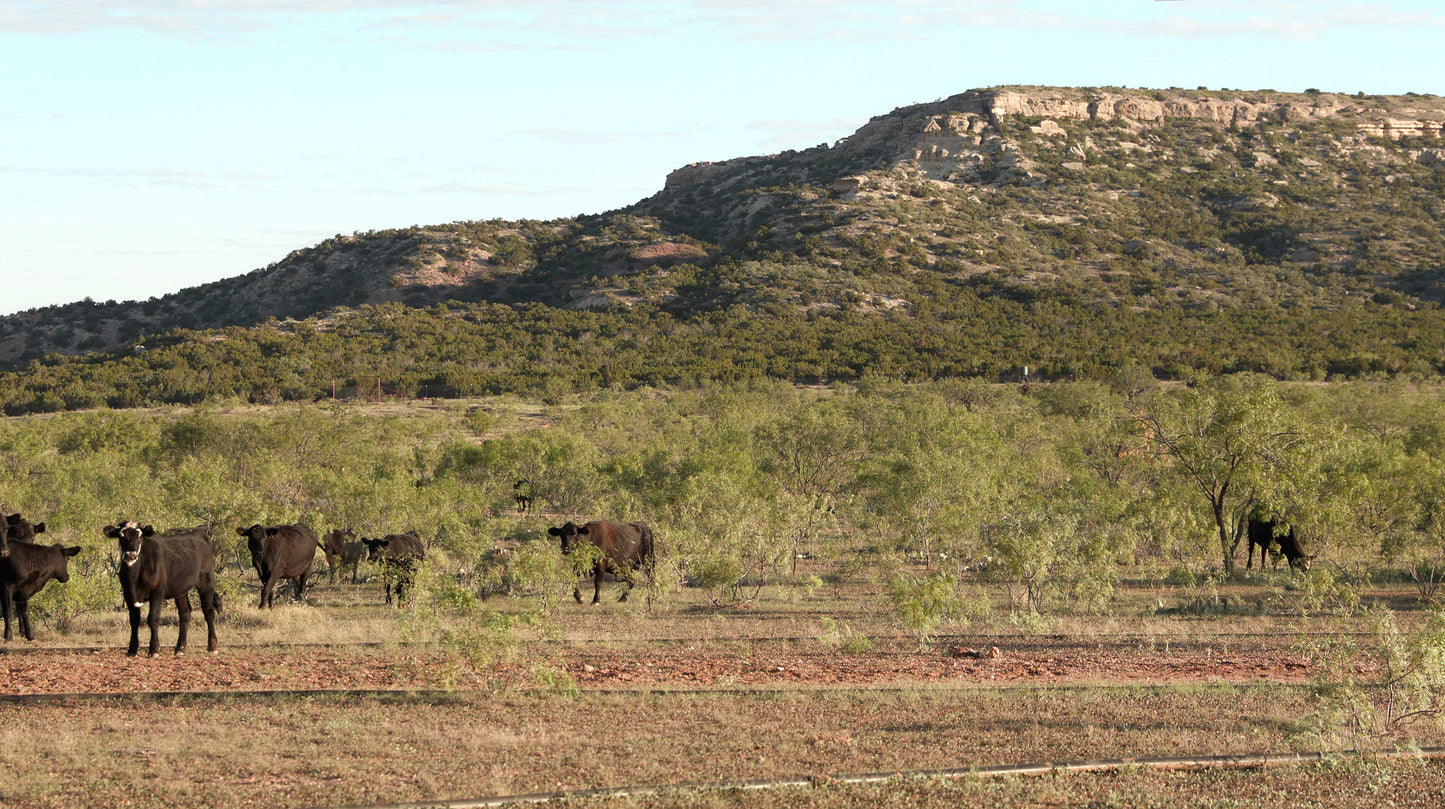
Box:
1300, 607, 1445, 753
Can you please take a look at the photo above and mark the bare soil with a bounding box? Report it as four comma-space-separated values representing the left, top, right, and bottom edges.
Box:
0, 581, 1433, 808
1, 634, 1317, 695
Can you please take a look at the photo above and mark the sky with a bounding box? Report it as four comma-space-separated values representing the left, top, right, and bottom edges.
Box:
4, 1, 1445, 315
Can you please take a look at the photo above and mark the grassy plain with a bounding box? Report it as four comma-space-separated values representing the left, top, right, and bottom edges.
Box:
3, 574, 1444, 808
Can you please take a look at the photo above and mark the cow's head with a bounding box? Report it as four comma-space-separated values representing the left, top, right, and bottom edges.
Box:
361, 537, 391, 562
48, 544, 83, 583
320, 528, 354, 557
237, 524, 268, 551
1291, 554, 1317, 572
105, 521, 155, 566
6, 512, 45, 543
548, 522, 589, 554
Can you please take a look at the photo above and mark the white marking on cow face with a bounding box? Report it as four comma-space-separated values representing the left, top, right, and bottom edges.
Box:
116, 521, 145, 566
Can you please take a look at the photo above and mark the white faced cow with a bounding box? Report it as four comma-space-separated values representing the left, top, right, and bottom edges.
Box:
106, 521, 220, 657
549, 521, 656, 604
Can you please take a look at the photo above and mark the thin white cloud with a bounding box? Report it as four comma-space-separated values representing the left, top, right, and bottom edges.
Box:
6, 1, 1438, 43
0, 164, 284, 184
511, 129, 630, 145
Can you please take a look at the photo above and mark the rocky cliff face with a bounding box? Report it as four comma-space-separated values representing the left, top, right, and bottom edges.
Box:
664, 87, 1445, 194
7, 86, 1445, 367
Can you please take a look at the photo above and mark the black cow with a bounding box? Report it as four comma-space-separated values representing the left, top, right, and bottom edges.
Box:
549, 520, 655, 604
513, 479, 534, 514
318, 527, 365, 584
1246, 517, 1316, 571
361, 531, 425, 605
1, 511, 46, 557
1, 520, 81, 642
237, 523, 318, 608
106, 521, 220, 657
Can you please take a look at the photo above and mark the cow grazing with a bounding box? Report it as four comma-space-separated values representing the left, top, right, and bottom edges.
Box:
361, 532, 425, 605
549, 520, 656, 604
513, 479, 534, 514
319, 528, 365, 584
237, 523, 318, 608
106, 521, 220, 657
1, 521, 81, 642
1246, 517, 1316, 571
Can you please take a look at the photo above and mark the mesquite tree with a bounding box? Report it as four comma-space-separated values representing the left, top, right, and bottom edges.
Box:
1135, 376, 1314, 573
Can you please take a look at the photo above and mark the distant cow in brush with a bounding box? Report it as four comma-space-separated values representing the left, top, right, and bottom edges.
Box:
549, 520, 656, 604
513, 479, 534, 513
238, 523, 318, 608
106, 521, 220, 657
1, 511, 47, 556
319, 528, 365, 584
361, 531, 425, 605
1, 521, 81, 642
1246, 517, 1316, 571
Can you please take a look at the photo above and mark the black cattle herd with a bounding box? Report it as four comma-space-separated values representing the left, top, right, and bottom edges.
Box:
2, 505, 1308, 657
0, 509, 660, 658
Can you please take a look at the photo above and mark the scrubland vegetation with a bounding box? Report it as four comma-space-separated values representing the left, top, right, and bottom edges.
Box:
8, 374, 1445, 617
6, 376, 1445, 805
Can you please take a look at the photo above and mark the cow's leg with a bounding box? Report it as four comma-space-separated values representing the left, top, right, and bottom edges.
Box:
146, 598, 163, 658
1246, 540, 1255, 570
592, 564, 604, 604
259, 573, 275, 609
15, 597, 33, 641
174, 592, 192, 656
394, 569, 409, 604
1, 582, 13, 642
295, 572, 309, 602
199, 586, 219, 653
126, 602, 142, 657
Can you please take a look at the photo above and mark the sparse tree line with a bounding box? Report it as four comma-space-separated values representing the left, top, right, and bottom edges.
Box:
2, 376, 1445, 647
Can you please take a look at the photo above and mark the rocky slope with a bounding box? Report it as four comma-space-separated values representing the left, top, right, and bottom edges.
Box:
3, 85, 1444, 366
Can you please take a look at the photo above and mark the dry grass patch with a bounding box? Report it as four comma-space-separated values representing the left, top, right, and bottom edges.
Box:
5, 685, 1437, 808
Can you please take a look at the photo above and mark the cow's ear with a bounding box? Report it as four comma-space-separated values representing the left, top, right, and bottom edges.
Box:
103, 525, 120, 538
266, 527, 280, 537
33, 522, 46, 534
5, 514, 19, 526
548, 527, 561, 536
577, 526, 591, 536
63, 545, 82, 556
237, 526, 249, 536
141, 525, 155, 536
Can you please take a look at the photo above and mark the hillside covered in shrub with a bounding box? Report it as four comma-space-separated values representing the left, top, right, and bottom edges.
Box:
3, 86, 1445, 412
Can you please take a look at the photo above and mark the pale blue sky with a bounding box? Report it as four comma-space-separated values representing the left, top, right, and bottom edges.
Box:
4, 0, 1443, 315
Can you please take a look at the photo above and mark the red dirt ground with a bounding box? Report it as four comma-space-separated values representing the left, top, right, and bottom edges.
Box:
0, 639, 1318, 696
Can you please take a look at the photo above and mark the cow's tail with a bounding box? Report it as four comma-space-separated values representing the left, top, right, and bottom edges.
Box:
641, 525, 658, 584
